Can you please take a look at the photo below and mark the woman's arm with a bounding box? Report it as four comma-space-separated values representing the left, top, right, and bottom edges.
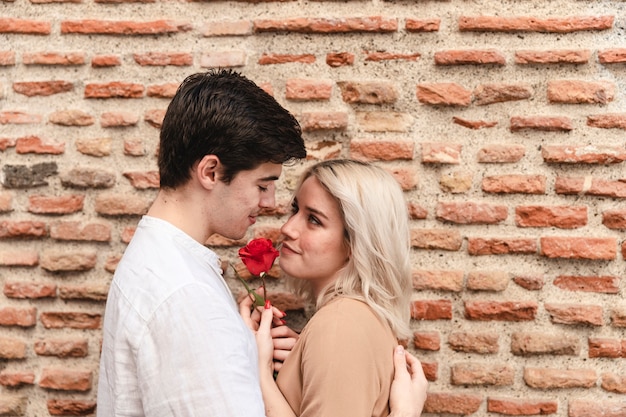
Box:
256, 301, 297, 417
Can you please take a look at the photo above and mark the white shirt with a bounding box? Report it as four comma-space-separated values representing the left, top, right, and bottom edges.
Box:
97, 216, 265, 417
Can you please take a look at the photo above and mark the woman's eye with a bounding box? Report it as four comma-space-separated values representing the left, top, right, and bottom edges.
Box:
290, 201, 299, 214
308, 215, 321, 226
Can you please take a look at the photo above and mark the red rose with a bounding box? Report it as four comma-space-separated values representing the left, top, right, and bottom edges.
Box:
238, 238, 279, 277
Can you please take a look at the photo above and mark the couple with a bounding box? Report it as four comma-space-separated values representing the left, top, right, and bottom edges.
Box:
96, 69, 428, 417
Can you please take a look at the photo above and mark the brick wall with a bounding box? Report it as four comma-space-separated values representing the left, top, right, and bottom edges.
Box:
1, 0, 626, 416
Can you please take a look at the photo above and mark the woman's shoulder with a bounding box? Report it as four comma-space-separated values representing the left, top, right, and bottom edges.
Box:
308, 296, 390, 335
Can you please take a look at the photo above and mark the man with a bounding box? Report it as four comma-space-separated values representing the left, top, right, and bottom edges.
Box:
97, 69, 427, 417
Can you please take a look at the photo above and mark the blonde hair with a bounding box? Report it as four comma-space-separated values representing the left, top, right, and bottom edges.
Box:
287, 159, 412, 340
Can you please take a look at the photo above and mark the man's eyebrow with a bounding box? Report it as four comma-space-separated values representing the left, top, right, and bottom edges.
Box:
259, 175, 279, 181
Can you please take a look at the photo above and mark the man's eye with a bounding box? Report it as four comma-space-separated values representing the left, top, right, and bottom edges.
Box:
259, 186, 268, 192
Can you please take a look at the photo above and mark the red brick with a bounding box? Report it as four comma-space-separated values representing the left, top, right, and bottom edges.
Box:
542, 144, 626, 164
34, 338, 88, 357
146, 83, 179, 98
598, 48, 626, 64
0, 307, 37, 327
513, 275, 545, 291
16, 135, 64, 154
356, 111, 413, 132
511, 331, 580, 355
40, 250, 97, 271
423, 392, 482, 415
95, 194, 151, 215
467, 237, 537, 256
547, 80, 615, 104
451, 362, 514, 386
285, 79, 332, 101
326, 52, 354, 67
601, 372, 626, 393
124, 137, 146, 156
0, 18, 51, 34
0, 250, 38, 266
0, 111, 42, 124
350, 140, 414, 161
588, 337, 626, 358
410, 300, 453, 320
448, 332, 499, 354
123, 171, 159, 189
305, 140, 341, 161
466, 271, 509, 291
516, 205, 587, 228
40, 312, 101, 329
22, 52, 85, 65
39, 368, 92, 391
487, 397, 558, 415
0, 371, 35, 387
477, 144, 525, 163
337, 81, 397, 104
50, 221, 111, 242
144, 109, 166, 128
92, 54, 121, 67
482, 175, 546, 194
569, 399, 626, 417
434, 49, 505, 66
413, 331, 440, 351
436, 201, 508, 225
28, 194, 84, 214
60, 167, 115, 188
540, 236, 616, 260
510, 116, 572, 132
523, 367, 596, 389
458, 15, 614, 33
386, 167, 418, 191
47, 399, 96, 416
555, 176, 626, 198
421, 362, 438, 381
0, 337, 26, 359
364, 51, 420, 62
76, 137, 112, 156
464, 300, 537, 321
587, 113, 626, 129
611, 305, 626, 327
49, 110, 94, 126
84, 82, 144, 98
407, 203, 427, 220
59, 283, 109, 301
258, 53, 315, 65
412, 270, 463, 292
473, 83, 533, 105
13, 81, 73, 97
0, 220, 47, 239
421, 143, 462, 164
417, 82, 471, 106
544, 303, 603, 326
452, 117, 498, 129
515, 49, 590, 64
61, 19, 191, 35
0, 51, 16, 65
405, 18, 440, 32
410, 228, 462, 251
253, 17, 397, 33
554, 275, 619, 294
4, 282, 56, 299
133, 52, 192, 66
299, 112, 348, 132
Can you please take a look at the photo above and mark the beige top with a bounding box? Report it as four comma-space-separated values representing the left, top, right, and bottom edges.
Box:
276, 297, 397, 417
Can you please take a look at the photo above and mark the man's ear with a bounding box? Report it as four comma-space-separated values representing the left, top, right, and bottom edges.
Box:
196, 155, 220, 190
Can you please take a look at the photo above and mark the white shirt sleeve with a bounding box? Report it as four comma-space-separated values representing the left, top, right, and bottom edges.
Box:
135, 282, 265, 417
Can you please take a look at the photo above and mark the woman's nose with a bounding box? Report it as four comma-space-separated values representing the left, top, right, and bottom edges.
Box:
280, 215, 297, 238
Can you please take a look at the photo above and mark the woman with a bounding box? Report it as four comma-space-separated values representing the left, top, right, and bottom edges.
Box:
246, 159, 424, 416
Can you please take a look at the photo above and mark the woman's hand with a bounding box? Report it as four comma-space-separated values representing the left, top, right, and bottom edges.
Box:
270, 324, 299, 371
238, 287, 285, 331
389, 345, 428, 417
256, 300, 277, 376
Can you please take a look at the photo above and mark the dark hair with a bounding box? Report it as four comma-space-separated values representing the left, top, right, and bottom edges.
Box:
158, 69, 306, 188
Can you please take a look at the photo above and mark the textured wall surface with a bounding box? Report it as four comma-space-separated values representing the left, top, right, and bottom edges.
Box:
1, 0, 626, 416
